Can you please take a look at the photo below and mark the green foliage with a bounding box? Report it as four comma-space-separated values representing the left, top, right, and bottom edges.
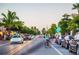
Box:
72, 3, 79, 14
31, 26, 40, 35
1, 10, 19, 27
42, 28, 46, 35
58, 12, 79, 34
58, 19, 69, 34
72, 15, 79, 27
0, 10, 40, 35
47, 24, 56, 35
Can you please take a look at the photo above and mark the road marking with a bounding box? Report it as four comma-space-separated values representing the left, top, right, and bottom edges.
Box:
0, 43, 9, 47
50, 44, 63, 55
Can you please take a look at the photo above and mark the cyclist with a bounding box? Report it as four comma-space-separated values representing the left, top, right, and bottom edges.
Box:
44, 34, 50, 48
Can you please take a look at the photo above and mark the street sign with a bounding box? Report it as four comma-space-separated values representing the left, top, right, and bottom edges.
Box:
56, 26, 61, 33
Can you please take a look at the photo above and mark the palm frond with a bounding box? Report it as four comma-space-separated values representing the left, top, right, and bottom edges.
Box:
1, 13, 7, 19
72, 4, 77, 10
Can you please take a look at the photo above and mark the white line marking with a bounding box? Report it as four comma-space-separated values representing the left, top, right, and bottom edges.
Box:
0, 43, 9, 47
50, 44, 63, 55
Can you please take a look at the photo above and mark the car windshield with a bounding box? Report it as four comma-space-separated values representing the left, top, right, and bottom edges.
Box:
13, 35, 20, 38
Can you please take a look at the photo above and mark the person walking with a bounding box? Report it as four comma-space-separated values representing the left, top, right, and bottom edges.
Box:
74, 32, 79, 40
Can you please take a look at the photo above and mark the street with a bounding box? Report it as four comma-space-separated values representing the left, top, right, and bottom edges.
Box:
0, 36, 44, 55
0, 36, 78, 55
0, 40, 33, 55
28, 42, 75, 55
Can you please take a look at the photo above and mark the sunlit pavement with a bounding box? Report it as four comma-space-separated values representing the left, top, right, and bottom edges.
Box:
0, 40, 33, 55
0, 36, 44, 55
0, 40, 9, 45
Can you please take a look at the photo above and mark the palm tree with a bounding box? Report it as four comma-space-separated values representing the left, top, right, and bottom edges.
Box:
42, 28, 46, 35
1, 10, 19, 29
72, 3, 79, 14
62, 13, 70, 20
12, 21, 24, 31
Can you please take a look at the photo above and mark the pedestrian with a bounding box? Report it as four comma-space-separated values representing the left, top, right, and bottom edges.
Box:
64, 33, 70, 41
52, 35, 56, 44
4, 34, 6, 40
74, 32, 79, 40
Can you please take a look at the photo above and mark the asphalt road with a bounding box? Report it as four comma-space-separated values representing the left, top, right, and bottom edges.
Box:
28, 44, 61, 55
0, 40, 33, 55
15, 37, 62, 55
28, 44, 74, 55
27, 39, 78, 55
0, 36, 44, 55
0, 36, 78, 55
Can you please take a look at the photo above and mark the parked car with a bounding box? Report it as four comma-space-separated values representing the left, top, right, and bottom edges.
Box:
10, 35, 24, 44
69, 39, 78, 54
31, 35, 35, 39
69, 32, 79, 54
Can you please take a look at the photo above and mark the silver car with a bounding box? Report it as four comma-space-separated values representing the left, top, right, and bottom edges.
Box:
10, 35, 24, 44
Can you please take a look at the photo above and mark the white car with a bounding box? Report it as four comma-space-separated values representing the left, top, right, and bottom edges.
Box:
10, 35, 24, 44
31, 35, 35, 39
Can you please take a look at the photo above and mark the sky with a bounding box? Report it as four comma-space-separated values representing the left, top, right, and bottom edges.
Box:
0, 3, 77, 30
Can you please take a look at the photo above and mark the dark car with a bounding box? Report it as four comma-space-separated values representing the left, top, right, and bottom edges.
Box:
69, 39, 78, 54
24, 34, 31, 40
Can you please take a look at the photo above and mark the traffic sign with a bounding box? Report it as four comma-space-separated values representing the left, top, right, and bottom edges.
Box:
56, 26, 61, 33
